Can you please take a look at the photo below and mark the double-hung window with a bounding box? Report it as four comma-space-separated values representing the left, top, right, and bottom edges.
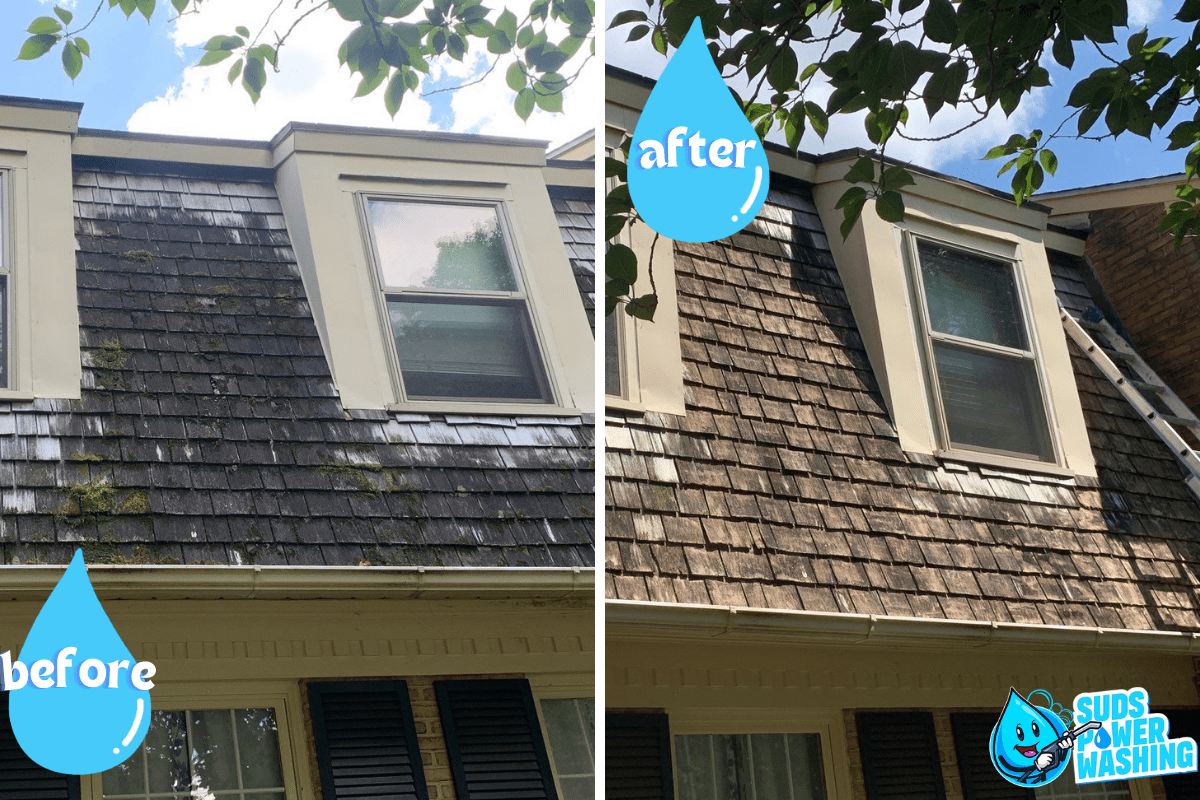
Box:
364, 197, 553, 404
100, 708, 286, 800
675, 733, 828, 800
907, 236, 1056, 463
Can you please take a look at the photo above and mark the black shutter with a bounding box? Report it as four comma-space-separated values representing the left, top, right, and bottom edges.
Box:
605, 712, 673, 800
435, 678, 559, 800
1159, 709, 1200, 800
0, 691, 79, 800
308, 680, 429, 800
857, 711, 948, 800
950, 713, 1034, 800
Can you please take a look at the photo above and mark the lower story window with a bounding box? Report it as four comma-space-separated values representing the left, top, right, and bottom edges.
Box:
101, 708, 285, 800
540, 698, 596, 800
675, 733, 827, 800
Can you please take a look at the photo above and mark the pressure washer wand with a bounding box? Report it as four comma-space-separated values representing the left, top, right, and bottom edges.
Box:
1021, 721, 1103, 781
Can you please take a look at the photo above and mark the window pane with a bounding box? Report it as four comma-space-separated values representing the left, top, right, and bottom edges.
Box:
369, 200, 518, 292
605, 312, 621, 397
933, 342, 1053, 460
388, 300, 549, 401
541, 699, 595, 778
235, 709, 285, 790
1034, 769, 1131, 798
676, 734, 827, 800
918, 241, 1028, 349
191, 710, 240, 791
144, 711, 189, 794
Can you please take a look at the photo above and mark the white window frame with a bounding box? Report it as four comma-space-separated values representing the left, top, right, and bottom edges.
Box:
357, 192, 558, 407
666, 709, 851, 800
902, 229, 1064, 468
82, 687, 306, 800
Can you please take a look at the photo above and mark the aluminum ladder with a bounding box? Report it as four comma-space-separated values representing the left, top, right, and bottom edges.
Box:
1061, 306, 1200, 502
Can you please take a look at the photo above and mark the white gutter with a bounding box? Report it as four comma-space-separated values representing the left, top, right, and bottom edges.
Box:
607, 599, 1200, 654
0, 565, 593, 602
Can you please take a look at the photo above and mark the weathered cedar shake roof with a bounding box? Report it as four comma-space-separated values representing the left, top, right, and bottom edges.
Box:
549, 186, 596, 334
605, 179, 1200, 632
0, 163, 594, 568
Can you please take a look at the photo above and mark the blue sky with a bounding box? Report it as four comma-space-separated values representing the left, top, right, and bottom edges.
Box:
0, 0, 594, 147
605, 0, 1190, 192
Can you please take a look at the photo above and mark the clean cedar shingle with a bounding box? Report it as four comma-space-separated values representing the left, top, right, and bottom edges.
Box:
605, 188, 1200, 633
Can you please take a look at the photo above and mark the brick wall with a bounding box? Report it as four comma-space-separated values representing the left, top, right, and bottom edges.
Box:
408, 676, 457, 800
1084, 203, 1200, 412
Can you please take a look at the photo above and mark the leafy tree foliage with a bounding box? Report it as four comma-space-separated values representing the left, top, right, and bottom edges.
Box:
606, 0, 1200, 319
18, 0, 594, 120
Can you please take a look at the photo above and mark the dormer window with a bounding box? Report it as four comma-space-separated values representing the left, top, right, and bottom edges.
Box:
364, 197, 552, 404
907, 236, 1055, 462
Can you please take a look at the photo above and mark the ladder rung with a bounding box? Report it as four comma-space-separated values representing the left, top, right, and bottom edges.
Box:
1160, 413, 1200, 430
1131, 380, 1166, 395
1104, 349, 1138, 364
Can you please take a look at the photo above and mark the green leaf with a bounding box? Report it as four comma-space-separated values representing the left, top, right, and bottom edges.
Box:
62, 40, 82, 80
355, 65, 388, 96
607, 243, 638, 284
203, 35, 244, 51
496, 8, 518, 39
27, 17, 63, 35
242, 56, 267, 103
198, 48, 233, 66
626, 293, 658, 320
1078, 105, 1102, 135
605, 214, 627, 240
605, 157, 627, 180
506, 61, 525, 91
1039, 149, 1058, 176
119, 0, 137, 17
767, 46, 798, 91
53, 7, 73, 25
515, 88, 535, 120
898, 0, 922, 13
651, 27, 667, 55
837, 187, 868, 239
844, 155, 876, 184
17, 34, 58, 61
171, 0, 188, 11
875, 190, 905, 222
236, 25, 250, 37
880, 165, 915, 191
384, 71, 406, 117
923, 0, 956, 43
608, 9, 648, 28
75, 37, 90, 56
804, 101, 828, 139
535, 88, 563, 113
627, 25, 650, 42
227, 58, 243, 84
137, 0, 156, 21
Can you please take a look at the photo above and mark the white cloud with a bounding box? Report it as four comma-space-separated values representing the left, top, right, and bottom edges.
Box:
1129, 0, 1164, 28
127, 0, 593, 147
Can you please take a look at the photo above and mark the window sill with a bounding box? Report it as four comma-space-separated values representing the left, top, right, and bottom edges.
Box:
0, 390, 35, 402
604, 396, 647, 415
932, 448, 1078, 480
385, 401, 583, 417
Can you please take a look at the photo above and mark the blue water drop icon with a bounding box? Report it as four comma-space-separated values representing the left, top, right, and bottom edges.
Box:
1094, 725, 1112, 749
628, 18, 770, 242
988, 688, 1071, 787
9, 550, 152, 774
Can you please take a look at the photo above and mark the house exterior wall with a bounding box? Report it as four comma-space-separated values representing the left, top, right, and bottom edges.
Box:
0, 590, 593, 800
1081, 203, 1200, 413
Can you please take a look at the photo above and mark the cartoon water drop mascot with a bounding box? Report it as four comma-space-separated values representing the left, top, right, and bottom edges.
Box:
989, 688, 1101, 786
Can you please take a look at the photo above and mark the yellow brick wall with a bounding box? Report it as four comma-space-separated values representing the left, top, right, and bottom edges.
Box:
933, 710, 965, 800
408, 676, 457, 800
842, 710, 867, 800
